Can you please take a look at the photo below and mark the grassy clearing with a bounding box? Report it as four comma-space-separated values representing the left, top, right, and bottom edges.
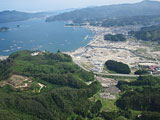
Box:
130, 110, 142, 119
136, 48, 147, 53
152, 46, 160, 52
90, 93, 119, 112
80, 62, 92, 70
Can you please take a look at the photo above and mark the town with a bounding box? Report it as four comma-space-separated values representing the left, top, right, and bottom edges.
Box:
68, 25, 160, 75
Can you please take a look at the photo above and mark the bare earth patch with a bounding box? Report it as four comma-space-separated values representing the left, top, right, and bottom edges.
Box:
0, 75, 32, 89
96, 76, 120, 99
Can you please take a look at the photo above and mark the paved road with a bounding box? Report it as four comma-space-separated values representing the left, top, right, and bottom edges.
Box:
93, 72, 139, 77
73, 58, 160, 77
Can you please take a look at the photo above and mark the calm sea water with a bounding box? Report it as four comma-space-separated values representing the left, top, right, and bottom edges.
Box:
0, 19, 94, 56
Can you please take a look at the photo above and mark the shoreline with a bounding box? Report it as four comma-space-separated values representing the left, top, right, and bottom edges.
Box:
1, 23, 160, 75
0, 19, 94, 56
0, 56, 8, 61
67, 25, 160, 74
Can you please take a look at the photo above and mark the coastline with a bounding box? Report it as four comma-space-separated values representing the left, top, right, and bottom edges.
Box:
0, 56, 8, 61
66, 25, 160, 74
0, 19, 94, 56
1, 22, 160, 75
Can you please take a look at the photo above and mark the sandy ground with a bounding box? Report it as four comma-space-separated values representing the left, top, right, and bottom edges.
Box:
0, 56, 8, 61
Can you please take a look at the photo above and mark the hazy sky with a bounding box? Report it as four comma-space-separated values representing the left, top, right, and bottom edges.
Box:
0, 0, 159, 12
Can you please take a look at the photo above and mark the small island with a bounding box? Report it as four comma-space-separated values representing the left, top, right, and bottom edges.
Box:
17, 25, 20, 27
104, 34, 126, 42
0, 27, 10, 32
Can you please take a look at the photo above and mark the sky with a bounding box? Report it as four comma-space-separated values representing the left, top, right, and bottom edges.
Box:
0, 0, 159, 12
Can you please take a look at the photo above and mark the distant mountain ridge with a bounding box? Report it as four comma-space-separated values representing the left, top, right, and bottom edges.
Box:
0, 10, 57, 23
0, 10, 44, 23
46, 0, 160, 22
0, 8, 78, 23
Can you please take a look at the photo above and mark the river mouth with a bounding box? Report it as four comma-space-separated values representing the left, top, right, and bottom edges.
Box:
0, 19, 95, 56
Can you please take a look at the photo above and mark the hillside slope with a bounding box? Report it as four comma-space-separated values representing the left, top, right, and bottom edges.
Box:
46, 0, 160, 22
0, 10, 54, 23
0, 50, 101, 120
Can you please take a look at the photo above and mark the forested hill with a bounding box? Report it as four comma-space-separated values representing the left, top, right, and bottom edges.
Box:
46, 0, 160, 22
0, 50, 102, 120
129, 25, 160, 42
0, 10, 54, 23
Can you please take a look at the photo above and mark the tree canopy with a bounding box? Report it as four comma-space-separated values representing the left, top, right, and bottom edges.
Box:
105, 60, 131, 74
104, 34, 126, 42
0, 50, 101, 120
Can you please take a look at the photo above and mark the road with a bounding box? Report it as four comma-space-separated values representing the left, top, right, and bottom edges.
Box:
72, 58, 91, 72
72, 58, 160, 77
93, 72, 139, 77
